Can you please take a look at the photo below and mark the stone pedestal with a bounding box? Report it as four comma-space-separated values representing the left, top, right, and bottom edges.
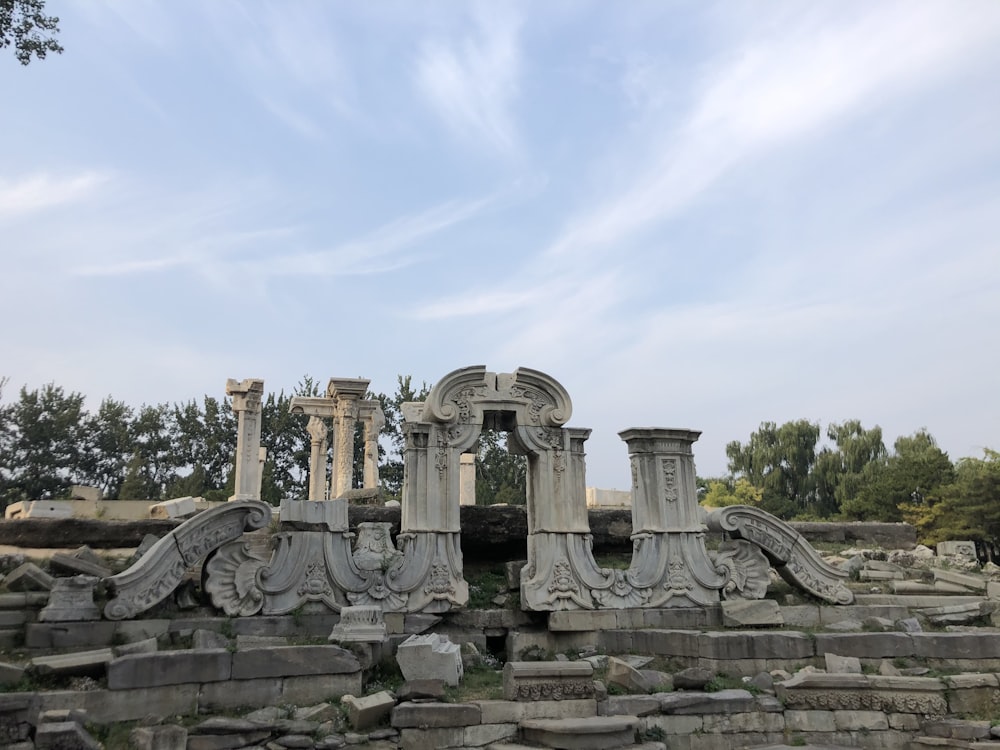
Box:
38, 576, 100, 622
618, 428, 726, 607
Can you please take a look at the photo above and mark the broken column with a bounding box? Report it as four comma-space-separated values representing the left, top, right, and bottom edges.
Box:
306, 416, 329, 501
359, 401, 385, 491
328, 378, 370, 498
226, 378, 265, 502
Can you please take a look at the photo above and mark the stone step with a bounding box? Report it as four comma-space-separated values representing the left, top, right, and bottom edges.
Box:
519, 715, 640, 750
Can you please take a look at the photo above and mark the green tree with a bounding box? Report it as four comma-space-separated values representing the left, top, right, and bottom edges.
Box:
119, 404, 175, 500
1, 0, 62, 64
376, 375, 431, 502
0, 383, 85, 506
902, 449, 1000, 545
811, 420, 886, 517
78, 396, 134, 499
257, 377, 318, 505
475, 429, 527, 506
841, 429, 954, 521
168, 395, 236, 501
701, 477, 763, 508
725, 420, 821, 518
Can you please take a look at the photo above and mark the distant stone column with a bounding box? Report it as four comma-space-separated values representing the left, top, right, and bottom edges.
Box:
328, 378, 370, 498
459, 454, 476, 506
226, 378, 265, 502
361, 403, 385, 490
306, 416, 329, 501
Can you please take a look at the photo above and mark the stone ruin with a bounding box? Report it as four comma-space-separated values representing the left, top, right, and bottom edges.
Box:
5, 365, 1000, 750
104, 364, 852, 622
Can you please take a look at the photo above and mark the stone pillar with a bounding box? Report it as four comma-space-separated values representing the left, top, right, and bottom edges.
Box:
328, 378, 370, 498
226, 378, 264, 502
360, 402, 385, 490
459, 454, 476, 506
306, 416, 329, 501
618, 428, 725, 606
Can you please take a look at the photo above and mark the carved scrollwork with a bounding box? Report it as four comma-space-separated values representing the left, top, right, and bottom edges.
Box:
711, 540, 770, 600
205, 540, 270, 616
104, 500, 271, 620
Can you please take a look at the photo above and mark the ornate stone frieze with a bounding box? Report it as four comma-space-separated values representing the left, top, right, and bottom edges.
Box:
776, 673, 947, 715
707, 505, 854, 604
514, 680, 595, 701
104, 500, 271, 620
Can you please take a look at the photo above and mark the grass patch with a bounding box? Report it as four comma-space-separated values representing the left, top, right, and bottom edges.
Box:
365, 657, 405, 694
465, 566, 508, 609
446, 665, 503, 701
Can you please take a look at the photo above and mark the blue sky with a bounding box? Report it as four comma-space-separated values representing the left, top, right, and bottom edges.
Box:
2, 1, 999, 489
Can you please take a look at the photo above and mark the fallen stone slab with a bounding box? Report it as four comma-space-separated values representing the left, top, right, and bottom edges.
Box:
29, 648, 114, 678
395, 633, 462, 687
34, 721, 102, 750
107, 649, 232, 689
520, 715, 639, 750
606, 656, 652, 694
230, 645, 360, 680
659, 689, 757, 714
4, 562, 54, 591
48, 553, 112, 578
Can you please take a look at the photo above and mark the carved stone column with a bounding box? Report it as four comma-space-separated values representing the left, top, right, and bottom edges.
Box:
328, 378, 370, 498
359, 402, 385, 491
226, 378, 264, 502
306, 416, 329, 501
618, 428, 726, 607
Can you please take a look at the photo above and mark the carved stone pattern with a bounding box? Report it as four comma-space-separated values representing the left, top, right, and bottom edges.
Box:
786, 555, 853, 605
662, 458, 678, 503
631, 458, 639, 492
712, 540, 770, 600
665, 555, 692, 592
434, 434, 449, 479
297, 560, 333, 598
515, 679, 595, 701
741, 518, 793, 560
423, 560, 455, 597
783, 690, 947, 715
177, 521, 244, 566
451, 387, 478, 424
508, 386, 548, 425
548, 559, 580, 595
105, 556, 188, 620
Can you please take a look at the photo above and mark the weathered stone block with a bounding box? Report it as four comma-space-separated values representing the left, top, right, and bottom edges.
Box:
231, 645, 359, 679
48, 553, 111, 578
391, 701, 481, 728
30, 649, 113, 678
824, 652, 862, 674
721, 599, 783, 627
600, 694, 661, 717
521, 716, 638, 750
37, 685, 199, 723
280, 673, 362, 704
25, 621, 116, 649
814, 632, 913, 658
107, 649, 232, 689
198, 678, 281, 712
149, 496, 197, 519
128, 724, 188, 750
397, 727, 464, 750
702, 711, 785, 733
34, 721, 101, 750
4, 562, 54, 591
395, 633, 462, 687
464, 722, 518, 746
784, 709, 836, 732
474, 698, 596, 724
834, 709, 889, 731
913, 633, 1000, 659
660, 689, 756, 714
342, 690, 395, 730
641, 713, 703, 735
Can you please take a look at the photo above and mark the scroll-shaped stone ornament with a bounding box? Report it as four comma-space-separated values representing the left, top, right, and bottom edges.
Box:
204, 540, 271, 616
706, 505, 854, 604
710, 539, 771, 600
103, 500, 271, 620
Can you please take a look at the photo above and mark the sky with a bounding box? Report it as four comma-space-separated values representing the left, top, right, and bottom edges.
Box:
2, 1, 999, 490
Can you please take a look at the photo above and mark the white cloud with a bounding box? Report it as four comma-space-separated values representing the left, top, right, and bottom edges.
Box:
0, 172, 109, 218
415, 3, 522, 156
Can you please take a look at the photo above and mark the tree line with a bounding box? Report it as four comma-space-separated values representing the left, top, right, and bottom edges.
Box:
0, 375, 526, 511
705, 418, 999, 546
1, 376, 994, 545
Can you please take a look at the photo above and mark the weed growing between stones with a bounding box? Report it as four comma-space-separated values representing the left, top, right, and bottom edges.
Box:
364, 656, 404, 694
445, 664, 503, 701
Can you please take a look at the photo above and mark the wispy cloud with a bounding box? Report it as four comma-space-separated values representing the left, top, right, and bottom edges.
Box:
547, 2, 1000, 261
415, 3, 522, 156
0, 172, 110, 218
